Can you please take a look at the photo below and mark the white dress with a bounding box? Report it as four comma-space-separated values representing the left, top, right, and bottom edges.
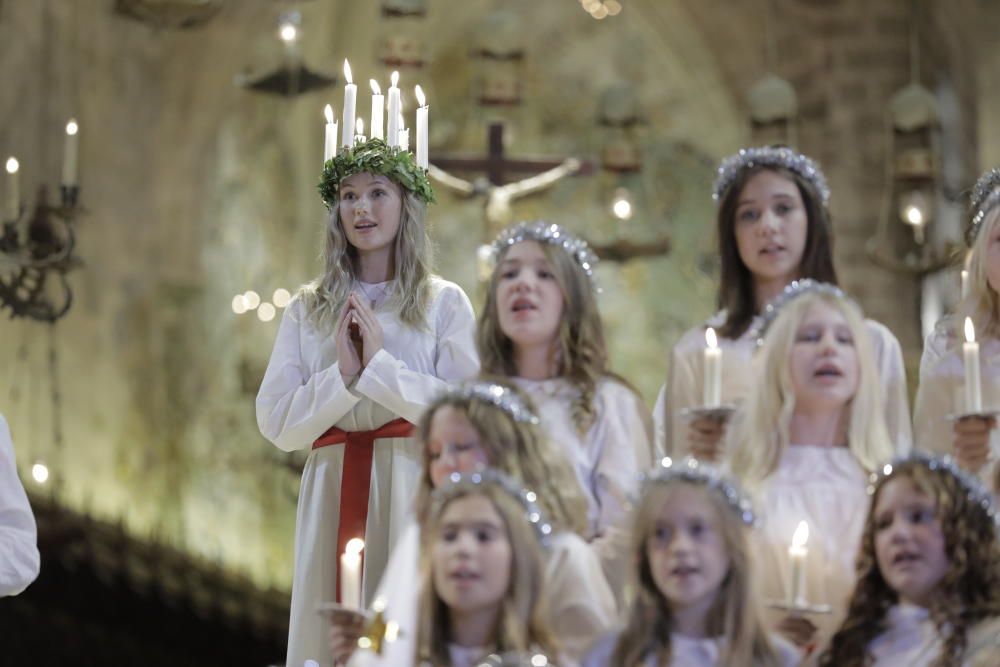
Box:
913, 320, 1000, 486
581, 630, 801, 666
256, 277, 479, 667
867, 604, 1000, 666
0, 414, 40, 597
654, 311, 912, 458
751, 445, 870, 647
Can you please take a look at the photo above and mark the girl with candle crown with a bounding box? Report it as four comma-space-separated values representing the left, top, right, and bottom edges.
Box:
331, 380, 616, 665
914, 165, 1000, 482
257, 133, 478, 667
817, 453, 1000, 667
582, 457, 800, 667
726, 280, 900, 650
415, 470, 564, 667
478, 220, 654, 597
653, 146, 910, 462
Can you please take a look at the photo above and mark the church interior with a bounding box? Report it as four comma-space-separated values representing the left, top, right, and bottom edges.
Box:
1, 0, 999, 663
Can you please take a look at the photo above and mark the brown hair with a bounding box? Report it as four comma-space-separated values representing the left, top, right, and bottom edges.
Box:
716, 164, 839, 339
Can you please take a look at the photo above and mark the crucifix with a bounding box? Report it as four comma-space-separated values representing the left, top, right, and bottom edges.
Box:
428, 122, 671, 262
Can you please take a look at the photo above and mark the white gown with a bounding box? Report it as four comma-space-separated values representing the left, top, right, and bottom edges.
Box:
913, 320, 1000, 486
256, 277, 479, 667
654, 311, 912, 458
867, 604, 1000, 666
0, 414, 40, 597
581, 630, 801, 666
751, 445, 870, 647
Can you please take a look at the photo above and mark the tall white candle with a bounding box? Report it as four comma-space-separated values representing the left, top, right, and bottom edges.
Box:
340, 538, 364, 609
354, 118, 366, 144
386, 71, 401, 148
62, 119, 79, 187
323, 104, 338, 163
398, 127, 409, 151
5, 157, 19, 221
964, 317, 982, 413
787, 520, 809, 607
703, 327, 722, 407
415, 84, 428, 169
369, 80, 384, 140
342, 60, 357, 148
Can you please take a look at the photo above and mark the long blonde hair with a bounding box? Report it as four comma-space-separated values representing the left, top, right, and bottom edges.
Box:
415, 479, 558, 666
612, 480, 786, 667
728, 290, 894, 485
956, 207, 1000, 341
298, 184, 433, 332
477, 238, 611, 433
414, 379, 589, 536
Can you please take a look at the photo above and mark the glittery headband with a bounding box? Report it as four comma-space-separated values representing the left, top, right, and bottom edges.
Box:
430, 469, 554, 547
751, 279, 853, 346
491, 220, 600, 291
866, 453, 999, 530
641, 456, 756, 526
967, 166, 1000, 246
712, 146, 831, 207
440, 381, 540, 425
468, 651, 556, 667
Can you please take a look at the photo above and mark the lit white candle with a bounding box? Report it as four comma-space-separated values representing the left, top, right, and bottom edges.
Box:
964, 317, 982, 413
342, 60, 357, 148
386, 71, 401, 148
5, 157, 19, 221
369, 80, 384, 140
788, 520, 809, 607
340, 538, 364, 609
354, 118, 366, 144
415, 84, 428, 169
703, 327, 722, 407
961, 270, 969, 299
397, 112, 408, 150
62, 119, 79, 187
323, 104, 338, 163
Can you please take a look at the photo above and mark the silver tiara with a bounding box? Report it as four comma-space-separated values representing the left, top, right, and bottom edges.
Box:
752, 279, 852, 346
473, 652, 556, 667
968, 166, 1000, 246
712, 146, 830, 206
430, 469, 554, 547
491, 220, 600, 291
866, 453, 998, 529
640, 456, 756, 526
442, 381, 540, 425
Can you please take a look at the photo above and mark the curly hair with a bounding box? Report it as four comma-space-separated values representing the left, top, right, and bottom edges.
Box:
817, 461, 1000, 667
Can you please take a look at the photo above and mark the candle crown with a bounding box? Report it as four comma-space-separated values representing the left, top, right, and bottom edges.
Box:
318, 137, 435, 209
713, 146, 830, 207
640, 457, 756, 526
752, 279, 854, 346
491, 221, 600, 292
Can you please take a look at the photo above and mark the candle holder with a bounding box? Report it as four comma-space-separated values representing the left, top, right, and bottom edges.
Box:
679, 404, 738, 423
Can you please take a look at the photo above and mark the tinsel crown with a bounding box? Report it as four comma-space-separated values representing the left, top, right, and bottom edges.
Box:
712, 146, 830, 207
751, 279, 853, 346
491, 220, 600, 291
967, 166, 1000, 246
318, 137, 435, 209
641, 456, 756, 526
440, 381, 540, 425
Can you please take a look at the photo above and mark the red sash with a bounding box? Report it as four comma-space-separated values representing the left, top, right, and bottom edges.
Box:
312, 417, 415, 603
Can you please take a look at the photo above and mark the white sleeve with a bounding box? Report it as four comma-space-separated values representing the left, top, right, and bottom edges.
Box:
0, 416, 40, 597
354, 284, 480, 424
867, 319, 913, 455
255, 301, 362, 452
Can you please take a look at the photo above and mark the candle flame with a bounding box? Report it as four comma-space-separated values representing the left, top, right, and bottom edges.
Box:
705, 327, 718, 349
791, 521, 809, 550
355, 118, 364, 135
385, 621, 400, 642
5, 157, 18, 174
345, 537, 365, 554
965, 317, 976, 344
370, 79, 381, 95
415, 84, 426, 107
391, 70, 399, 87
66, 119, 79, 135
324, 104, 334, 123
343, 60, 353, 84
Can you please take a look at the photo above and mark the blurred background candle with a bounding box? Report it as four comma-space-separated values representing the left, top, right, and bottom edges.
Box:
5, 157, 19, 221
703, 327, 721, 407
964, 317, 982, 412
62, 119, 79, 187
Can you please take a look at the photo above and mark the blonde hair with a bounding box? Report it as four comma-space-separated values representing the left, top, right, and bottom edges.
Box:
415, 480, 558, 666
728, 290, 894, 485
415, 379, 589, 536
956, 208, 1000, 340
297, 184, 433, 332
477, 238, 611, 433
612, 480, 786, 667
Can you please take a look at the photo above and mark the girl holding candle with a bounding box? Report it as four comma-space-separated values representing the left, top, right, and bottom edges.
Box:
726, 281, 899, 649
653, 146, 910, 461
817, 454, 1000, 667
581, 457, 800, 667
478, 220, 654, 594
913, 166, 1000, 482
256, 135, 478, 667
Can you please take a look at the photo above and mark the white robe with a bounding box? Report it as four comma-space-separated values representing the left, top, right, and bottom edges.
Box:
255, 277, 479, 667
867, 604, 1000, 667
913, 319, 1000, 486
654, 310, 912, 459
581, 629, 801, 667
0, 414, 40, 597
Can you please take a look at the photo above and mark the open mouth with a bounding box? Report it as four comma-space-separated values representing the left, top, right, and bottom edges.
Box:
813, 364, 843, 378
449, 569, 480, 582
760, 244, 785, 256
511, 297, 536, 313
892, 552, 921, 567
670, 565, 699, 577
354, 220, 377, 231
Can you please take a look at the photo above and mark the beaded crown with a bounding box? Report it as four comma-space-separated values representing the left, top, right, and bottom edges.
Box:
490, 220, 599, 291
712, 146, 830, 207
641, 456, 756, 526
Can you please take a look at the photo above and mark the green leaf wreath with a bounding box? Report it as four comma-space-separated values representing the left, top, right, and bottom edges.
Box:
318, 137, 436, 209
